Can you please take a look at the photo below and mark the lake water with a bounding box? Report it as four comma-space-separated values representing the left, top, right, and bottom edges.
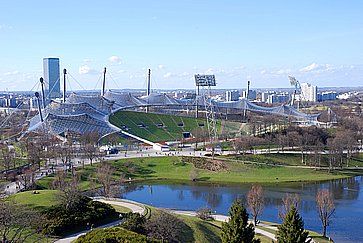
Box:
121, 176, 363, 243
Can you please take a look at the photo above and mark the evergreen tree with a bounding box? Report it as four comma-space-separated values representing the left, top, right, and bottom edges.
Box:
276, 206, 310, 243
221, 199, 260, 243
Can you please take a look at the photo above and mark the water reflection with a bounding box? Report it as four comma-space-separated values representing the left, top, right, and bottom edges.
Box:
121, 176, 362, 242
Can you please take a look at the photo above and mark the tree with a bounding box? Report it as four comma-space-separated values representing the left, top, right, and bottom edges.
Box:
96, 161, 115, 197
17, 165, 37, 190
0, 201, 44, 242
52, 170, 83, 211
247, 185, 264, 225
145, 210, 186, 242
221, 199, 259, 243
316, 189, 335, 237
278, 193, 300, 219
276, 206, 310, 243
189, 167, 199, 181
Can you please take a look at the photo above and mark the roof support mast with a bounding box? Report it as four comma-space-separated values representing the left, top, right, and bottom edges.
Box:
102, 67, 107, 96
34, 92, 43, 122
146, 69, 151, 113
63, 69, 67, 103
147, 69, 151, 96
39, 77, 46, 109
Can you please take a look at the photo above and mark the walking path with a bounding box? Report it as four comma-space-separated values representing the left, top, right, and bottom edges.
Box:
54, 198, 145, 243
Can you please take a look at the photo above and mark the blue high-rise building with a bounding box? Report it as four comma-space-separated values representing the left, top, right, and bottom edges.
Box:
43, 57, 60, 99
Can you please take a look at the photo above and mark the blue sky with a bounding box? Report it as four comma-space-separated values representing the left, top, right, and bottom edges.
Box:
0, 0, 362, 91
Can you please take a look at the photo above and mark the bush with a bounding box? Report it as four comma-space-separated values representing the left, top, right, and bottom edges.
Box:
42, 196, 119, 236
75, 227, 151, 243
196, 207, 213, 220
145, 210, 187, 243
121, 212, 146, 234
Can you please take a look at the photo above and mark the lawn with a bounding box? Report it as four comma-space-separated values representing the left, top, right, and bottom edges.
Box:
8, 189, 60, 210
36, 156, 352, 190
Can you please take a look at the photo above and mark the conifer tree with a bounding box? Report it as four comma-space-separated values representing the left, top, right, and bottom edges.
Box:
221, 199, 260, 243
276, 206, 310, 243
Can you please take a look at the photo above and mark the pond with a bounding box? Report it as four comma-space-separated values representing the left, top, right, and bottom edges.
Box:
121, 176, 363, 243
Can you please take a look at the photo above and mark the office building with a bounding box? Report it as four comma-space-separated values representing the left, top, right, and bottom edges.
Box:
225, 90, 240, 101
43, 57, 61, 99
242, 89, 257, 100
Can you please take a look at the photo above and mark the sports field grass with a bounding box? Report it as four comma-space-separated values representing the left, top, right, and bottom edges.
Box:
109, 110, 212, 142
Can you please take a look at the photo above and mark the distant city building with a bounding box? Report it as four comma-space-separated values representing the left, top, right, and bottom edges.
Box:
300, 83, 317, 102
225, 90, 240, 101
43, 57, 61, 99
242, 90, 257, 100
318, 91, 337, 101
267, 93, 290, 104
261, 92, 270, 103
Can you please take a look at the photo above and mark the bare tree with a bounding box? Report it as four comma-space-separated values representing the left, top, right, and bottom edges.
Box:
278, 193, 300, 219
0, 200, 44, 242
316, 189, 335, 237
96, 161, 115, 197
247, 184, 264, 225
52, 170, 82, 211
17, 165, 37, 190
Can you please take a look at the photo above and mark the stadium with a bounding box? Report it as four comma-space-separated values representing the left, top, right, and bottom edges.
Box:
25, 67, 320, 150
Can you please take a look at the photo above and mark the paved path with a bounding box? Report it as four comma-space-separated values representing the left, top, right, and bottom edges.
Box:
172, 210, 276, 241
55, 198, 145, 243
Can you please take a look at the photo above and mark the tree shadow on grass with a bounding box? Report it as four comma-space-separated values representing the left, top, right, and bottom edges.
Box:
180, 221, 195, 243
195, 221, 221, 243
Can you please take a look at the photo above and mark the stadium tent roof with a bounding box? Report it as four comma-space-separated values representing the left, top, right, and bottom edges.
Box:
27, 91, 319, 139
28, 113, 119, 138
66, 93, 114, 114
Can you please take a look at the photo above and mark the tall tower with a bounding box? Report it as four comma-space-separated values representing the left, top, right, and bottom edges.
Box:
43, 57, 61, 100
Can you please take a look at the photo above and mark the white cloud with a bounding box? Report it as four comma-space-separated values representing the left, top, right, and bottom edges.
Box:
260, 70, 267, 75
163, 72, 173, 78
4, 70, 19, 76
117, 70, 126, 74
108, 55, 122, 64
83, 58, 92, 63
158, 64, 165, 70
0, 24, 13, 30
79, 65, 98, 75
299, 63, 321, 72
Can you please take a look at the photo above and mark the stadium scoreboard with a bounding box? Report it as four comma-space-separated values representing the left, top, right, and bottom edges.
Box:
195, 74, 216, 86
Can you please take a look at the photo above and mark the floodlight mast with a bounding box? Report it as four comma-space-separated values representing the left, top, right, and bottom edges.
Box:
194, 74, 217, 143
288, 75, 301, 109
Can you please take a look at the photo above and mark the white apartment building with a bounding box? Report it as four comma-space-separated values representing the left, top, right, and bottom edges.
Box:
300, 83, 317, 102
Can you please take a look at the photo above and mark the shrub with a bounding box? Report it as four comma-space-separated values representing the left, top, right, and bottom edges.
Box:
196, 207, 213, 220
42, 196, 118, 236
145, 210, 186, 242
75, 227, 151, 243
121, 212, 146, 234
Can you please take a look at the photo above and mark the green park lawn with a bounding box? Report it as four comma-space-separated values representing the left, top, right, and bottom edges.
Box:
36, 156, 351, 190
8, 189, 60, 210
